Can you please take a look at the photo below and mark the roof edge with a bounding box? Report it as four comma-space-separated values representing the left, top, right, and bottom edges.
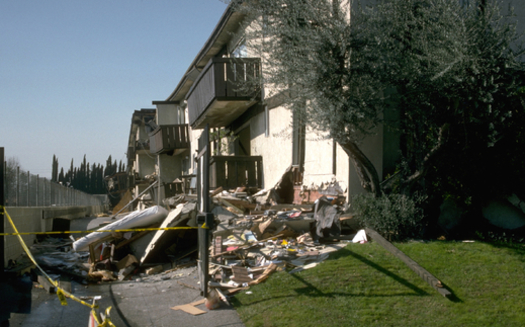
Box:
166, 3, 237, 101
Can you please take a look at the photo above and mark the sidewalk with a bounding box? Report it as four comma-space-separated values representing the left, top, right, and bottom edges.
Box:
7, 215, 245, 327
9, 265, 245, 327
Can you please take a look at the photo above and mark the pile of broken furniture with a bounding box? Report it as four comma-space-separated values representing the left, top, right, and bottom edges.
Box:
65, 180, 357, 291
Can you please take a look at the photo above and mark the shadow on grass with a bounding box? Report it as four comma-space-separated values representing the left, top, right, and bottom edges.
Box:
235, 247, 430, 307
233, 248, 432, 323
439, 282, 463, 303
232, 284, 423, 323
326, 248, 429, 296
333, 247, 462, 302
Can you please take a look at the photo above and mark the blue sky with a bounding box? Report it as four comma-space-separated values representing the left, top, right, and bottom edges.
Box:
0, 0, 228, 178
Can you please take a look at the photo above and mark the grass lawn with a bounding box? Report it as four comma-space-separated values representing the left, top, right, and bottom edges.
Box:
231, 240, 525, 327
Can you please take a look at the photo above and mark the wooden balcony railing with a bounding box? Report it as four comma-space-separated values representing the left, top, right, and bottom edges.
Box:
186, 57, 261, 129
210, 155, 263, 190
149, 124, 190, 155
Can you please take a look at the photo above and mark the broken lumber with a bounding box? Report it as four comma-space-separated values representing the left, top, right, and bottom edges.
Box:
365, 228, 451, 297
218, 198, 244, 215
210, 186, 224, 197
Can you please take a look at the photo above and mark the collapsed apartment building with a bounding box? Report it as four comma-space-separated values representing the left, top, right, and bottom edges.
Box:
14, 4, 464, 317
85, 0, 401, 298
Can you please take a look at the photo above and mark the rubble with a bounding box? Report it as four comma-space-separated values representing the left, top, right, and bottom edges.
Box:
24, 171, 366, 311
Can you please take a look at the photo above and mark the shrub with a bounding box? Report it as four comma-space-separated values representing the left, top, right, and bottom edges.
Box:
351, 193, 425, 241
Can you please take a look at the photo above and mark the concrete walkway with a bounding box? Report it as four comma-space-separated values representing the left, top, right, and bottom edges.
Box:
8, 215, 246, 327
9, 266, 245, 327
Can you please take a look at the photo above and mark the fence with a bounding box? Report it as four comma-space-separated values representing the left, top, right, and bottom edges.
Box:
3, 166, 104, 207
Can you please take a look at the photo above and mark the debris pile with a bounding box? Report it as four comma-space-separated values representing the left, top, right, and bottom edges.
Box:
206, 190, 362, 299
19, 170, 363, 309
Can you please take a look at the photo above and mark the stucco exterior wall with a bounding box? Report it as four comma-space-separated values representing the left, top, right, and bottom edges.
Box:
251, 106, 293, 188
134, 154, 155, 178
335, 142, 350, 193
155, 103, 189, 189
249, 105, 351, 191
303, 128, 350, 190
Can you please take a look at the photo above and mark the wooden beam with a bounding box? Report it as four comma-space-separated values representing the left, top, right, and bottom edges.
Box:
365, 228, 451, 297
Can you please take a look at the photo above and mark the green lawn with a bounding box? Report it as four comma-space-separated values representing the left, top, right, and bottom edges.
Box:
232, 241, 525, 327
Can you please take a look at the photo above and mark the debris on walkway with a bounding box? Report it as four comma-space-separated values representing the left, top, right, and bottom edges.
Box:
18, 175, 366, 310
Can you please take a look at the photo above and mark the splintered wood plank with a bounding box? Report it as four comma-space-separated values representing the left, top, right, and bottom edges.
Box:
365, 228, 452, 298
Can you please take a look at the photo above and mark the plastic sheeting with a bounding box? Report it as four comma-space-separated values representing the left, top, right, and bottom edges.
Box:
72, 205, 168, 251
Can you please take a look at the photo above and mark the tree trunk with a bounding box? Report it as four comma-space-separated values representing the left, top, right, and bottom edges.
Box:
340, 141, 381, 196
400, 123, 450, 194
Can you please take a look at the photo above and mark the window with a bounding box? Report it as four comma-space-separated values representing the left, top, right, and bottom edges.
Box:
177, 106, 186, 124
231, 38, 248, 58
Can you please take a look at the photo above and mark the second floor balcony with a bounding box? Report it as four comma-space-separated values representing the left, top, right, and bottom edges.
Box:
149, 124, 190, 155
186, 57, 261, 129
210, 155, 263, 190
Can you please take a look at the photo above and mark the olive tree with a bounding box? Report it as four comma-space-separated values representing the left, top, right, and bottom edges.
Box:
233, 0, 524, 199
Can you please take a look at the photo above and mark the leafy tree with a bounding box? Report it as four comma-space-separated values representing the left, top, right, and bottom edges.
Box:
4, 156, 21, 205
234, 0, 524, 198
58, 167, 65, 184
104, 155, 114, 177
50, 154, 118, 194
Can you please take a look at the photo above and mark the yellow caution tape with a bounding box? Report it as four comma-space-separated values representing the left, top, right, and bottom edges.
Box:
1, 205, 210, 326
1, 206, 101, 311
0, 226, 201, 236
56, 288, 68, 306
91, 306, 116, 327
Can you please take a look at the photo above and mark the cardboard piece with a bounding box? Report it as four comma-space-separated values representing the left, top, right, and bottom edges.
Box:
116, 254, 138, 271
171, 299, 207, 315
258, 218, 274, 236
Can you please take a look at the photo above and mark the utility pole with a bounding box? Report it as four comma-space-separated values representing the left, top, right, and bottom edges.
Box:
196, 125, 214, 298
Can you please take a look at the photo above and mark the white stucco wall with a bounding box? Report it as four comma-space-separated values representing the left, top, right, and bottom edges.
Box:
251, 106, 293, 188
249, 105, 351, 191
134, 154, 155, 178
302, 128, 350, 190
155, 103, 188, 185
